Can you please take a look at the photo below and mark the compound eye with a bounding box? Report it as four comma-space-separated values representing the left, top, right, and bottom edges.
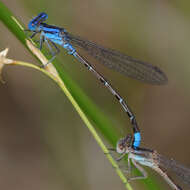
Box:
116, 143, 125, 154
119, 144, 124, 150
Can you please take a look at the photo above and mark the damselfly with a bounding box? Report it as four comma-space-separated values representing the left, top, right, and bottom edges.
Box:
112, 134, 190, 190
27, 13, 168, 149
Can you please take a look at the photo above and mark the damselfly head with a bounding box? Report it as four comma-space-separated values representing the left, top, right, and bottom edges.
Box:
28, 12, 48, 31
116, 134, 132, 154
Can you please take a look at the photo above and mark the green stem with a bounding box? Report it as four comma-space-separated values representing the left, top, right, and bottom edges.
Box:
4, 59, 132, 190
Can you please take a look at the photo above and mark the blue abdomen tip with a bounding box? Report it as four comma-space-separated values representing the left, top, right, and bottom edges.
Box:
133, 132, 141, 148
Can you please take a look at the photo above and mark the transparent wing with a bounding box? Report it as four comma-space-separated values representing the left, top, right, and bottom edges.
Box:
67, 33, 168, 85
157, 153, 190, 186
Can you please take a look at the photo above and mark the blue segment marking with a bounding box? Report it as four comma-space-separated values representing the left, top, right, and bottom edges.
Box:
63, 43, 76, 55
133, 132, 141, 149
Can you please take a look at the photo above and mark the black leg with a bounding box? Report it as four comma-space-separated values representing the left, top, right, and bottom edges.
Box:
116, 153, 127, 161
39, 35, 45, 50
41, 38, 60, 67
119, 157, 132, 174
49, 40, 60, 55
30, 31, 37, 39
107, 148, 116, 152
127, 159, 148, 181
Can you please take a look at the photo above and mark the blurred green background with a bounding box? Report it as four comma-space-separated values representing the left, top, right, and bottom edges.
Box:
0, 0, 190, 190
